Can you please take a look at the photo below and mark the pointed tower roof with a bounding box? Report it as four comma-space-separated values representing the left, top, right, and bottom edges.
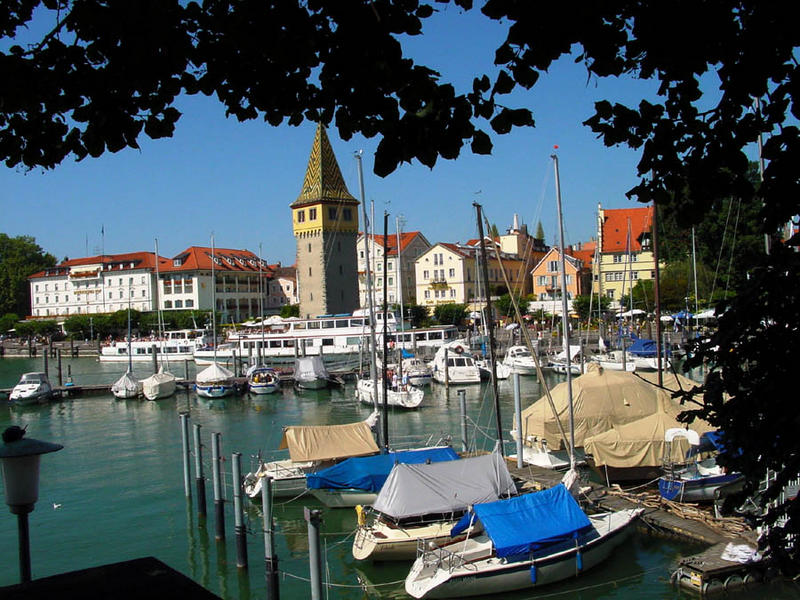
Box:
291, 124, 358, 208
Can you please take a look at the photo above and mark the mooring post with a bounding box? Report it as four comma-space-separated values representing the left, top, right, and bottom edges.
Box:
304, 507, 323, 600
179, 413, 192, 499
231, 452, 248, 569
57, 349, 63, 386
184, 359, 190, 382
211, 432, 225, 541
458, 389, 468, 453
513, 373, 523, 469
152, 345, 158, 374
193, 423, 206, 518
42, 350, 48, 377
261, 476, 280, 600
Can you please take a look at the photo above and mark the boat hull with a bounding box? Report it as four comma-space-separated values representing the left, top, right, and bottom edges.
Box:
309, 488, 378, 508
195, 384, 236, 398
405, 509, 641, 599
352, 520, 461, 561
659, 473, 743, 503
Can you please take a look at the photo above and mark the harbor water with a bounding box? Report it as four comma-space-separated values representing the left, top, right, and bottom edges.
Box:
1, 356, 798, 599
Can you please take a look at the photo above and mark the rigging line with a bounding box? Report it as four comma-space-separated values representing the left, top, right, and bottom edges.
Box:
724, 198, 742, 298
709, 196, 735, 305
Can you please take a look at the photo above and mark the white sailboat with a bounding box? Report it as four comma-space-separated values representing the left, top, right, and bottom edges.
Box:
141, 240, 177, 400
111, 291, 142, 399
196, 235, 236, 398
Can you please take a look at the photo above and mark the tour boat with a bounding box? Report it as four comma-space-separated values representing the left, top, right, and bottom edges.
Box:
100, 329, 209, 363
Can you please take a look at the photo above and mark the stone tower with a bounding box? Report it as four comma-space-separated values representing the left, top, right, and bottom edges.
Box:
291, 124, 360, 318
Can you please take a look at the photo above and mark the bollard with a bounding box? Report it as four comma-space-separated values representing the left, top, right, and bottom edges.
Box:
57, 349, 63, 386
232, 452, 248, 569
513, 373, 523, 469
184, 360, 190, 382
66, 364, 72, 384
458, 389, 468, 453
262, 476, 280, 600
180, 413, 192, 499
193, 423, 207, 518
304, 507, 323, 600
211, 432, 225, 541
152, 345, 158, 374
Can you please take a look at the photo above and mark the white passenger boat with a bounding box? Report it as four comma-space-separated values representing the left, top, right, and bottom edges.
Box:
100, 329, 209, 363
9, 372, 53, 405
405, 484, 642, 598
193, 310, 458, 367
430, 340, 481, 385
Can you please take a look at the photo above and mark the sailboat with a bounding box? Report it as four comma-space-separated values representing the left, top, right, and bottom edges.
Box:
142, 242, 178, 400
111, 293, 142, 399
405, 153, 642, 599
247, 244, 280, 395
196, 235, 236, 398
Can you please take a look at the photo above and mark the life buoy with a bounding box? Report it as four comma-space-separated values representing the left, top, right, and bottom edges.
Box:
453, 345, 464, 354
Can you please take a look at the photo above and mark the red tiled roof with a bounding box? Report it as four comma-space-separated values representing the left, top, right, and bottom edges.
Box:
601, 207, 653, 252
361, 231, 427, 256
163, 247, 268, 273
29, 252, 163, 279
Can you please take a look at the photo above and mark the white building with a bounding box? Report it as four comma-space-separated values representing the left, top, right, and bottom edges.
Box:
357, 231, 431, 307
28, 252, 161, 318
266, 264, 298, 311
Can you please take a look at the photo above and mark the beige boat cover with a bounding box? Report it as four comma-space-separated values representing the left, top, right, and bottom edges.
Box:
583, 412, 714, 468
516, 363, 706, 451
278, 419, 379, 462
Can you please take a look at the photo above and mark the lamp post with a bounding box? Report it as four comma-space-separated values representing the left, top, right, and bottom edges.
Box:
0, 426, 63, 583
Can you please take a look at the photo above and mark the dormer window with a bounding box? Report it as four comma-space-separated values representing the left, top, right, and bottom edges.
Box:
173, 259, 182, 267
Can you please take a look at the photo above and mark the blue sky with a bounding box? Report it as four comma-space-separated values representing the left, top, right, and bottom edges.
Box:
2, 6, 669, 267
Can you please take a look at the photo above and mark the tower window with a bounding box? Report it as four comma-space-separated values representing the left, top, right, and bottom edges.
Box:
297, 210, 305, 222
308, 243, 311, 252
309, 208, 317, 220
343, 208, 352, 221
328, 207, 337, 220
308, 267, 312, 276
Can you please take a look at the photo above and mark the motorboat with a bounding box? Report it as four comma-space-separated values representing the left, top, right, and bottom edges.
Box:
658, 429, 742, 503
355, 377, 424, 409
476, 358, 511, 380
590, 351, 636, 372
430, 340, 481, 385
501, 345, 539, 375
195, 362, 236, 398
625, 336, 671, 371
352, 452, 516, 561
547, 344, 582, 375
246, 364, 280, 395
401, 357, 433, 386
243, 412, 380, 502
405, 484, 642, 598
9, 372, 53, 405
306, 446, 460, 508
142, 366, 178, 400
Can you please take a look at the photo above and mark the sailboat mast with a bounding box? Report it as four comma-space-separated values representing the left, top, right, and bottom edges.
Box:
381, 211, 390, 451
652, 203, 664, 385
259, 242, 265, 365
552, 152, 575, 468
355, 153, 382, 443
692, 228, 699, 331
154, 239, 163, 340
395, 216, 405, 380
474, 202, 503, 456
211, 234, 217, 363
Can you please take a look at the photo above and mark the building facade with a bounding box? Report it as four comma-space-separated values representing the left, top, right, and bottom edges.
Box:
291, 124, 360, 318
529, 246, 591, 314
594, 204, 656, 306
28, 252, 162, 318
414, 242, 530, 314
266, 264, 299, 311
356, 231, 431, 307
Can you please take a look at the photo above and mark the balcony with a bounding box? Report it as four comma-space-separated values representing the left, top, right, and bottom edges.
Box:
428, 277, 448, 289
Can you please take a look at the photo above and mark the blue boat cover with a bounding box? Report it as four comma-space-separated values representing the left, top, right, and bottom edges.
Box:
627, 337, 671, 357
305, 446, 459, 491
451, 484, 592, 559
401, 349, 414, 358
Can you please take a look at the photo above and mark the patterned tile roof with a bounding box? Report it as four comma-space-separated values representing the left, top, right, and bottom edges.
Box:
291, 123, 357, 208
601, 206, 654, 252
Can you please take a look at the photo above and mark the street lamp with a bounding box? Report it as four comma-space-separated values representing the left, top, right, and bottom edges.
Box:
0, 425, 63, 583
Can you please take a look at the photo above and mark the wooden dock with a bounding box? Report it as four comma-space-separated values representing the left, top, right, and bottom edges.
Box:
505, 459, 769, 595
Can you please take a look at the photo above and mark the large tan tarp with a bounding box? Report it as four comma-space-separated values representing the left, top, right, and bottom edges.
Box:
583, 412, 714, 468
516, 363, 704, 451
278, 420, 379, 462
